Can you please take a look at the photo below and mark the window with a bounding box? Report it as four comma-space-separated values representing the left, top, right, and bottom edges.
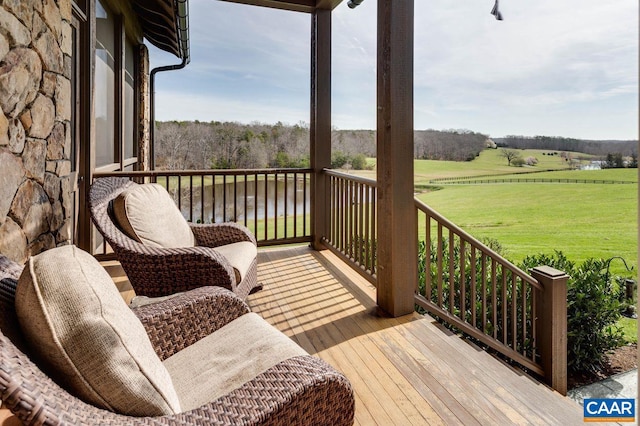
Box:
94, 0, 138, 171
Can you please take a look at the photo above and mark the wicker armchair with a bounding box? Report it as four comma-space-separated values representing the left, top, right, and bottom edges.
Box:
0, 255, 355, 425
89, 176, 262, 299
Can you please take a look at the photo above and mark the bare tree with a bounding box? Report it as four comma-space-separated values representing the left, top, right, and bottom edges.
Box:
499, 148, 522, 166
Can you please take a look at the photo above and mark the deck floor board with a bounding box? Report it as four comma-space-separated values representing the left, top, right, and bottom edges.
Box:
250, 246, 588, 426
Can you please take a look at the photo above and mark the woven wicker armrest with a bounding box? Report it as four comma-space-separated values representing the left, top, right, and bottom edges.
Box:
133, 286, 250, 360
116, 245, 236, 297
190, 222, 257, 247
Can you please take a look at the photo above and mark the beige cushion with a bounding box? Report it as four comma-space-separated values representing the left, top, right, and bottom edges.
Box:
164, 312, 307, 411
213, 241, 257, 283
113, 183, 195, 248
15, 245, 181, 416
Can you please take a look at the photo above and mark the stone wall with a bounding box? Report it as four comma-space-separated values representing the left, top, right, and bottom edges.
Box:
0, 0, 73, 264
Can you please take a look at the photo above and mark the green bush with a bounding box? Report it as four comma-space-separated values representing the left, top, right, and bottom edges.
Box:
520, 252, 625, 373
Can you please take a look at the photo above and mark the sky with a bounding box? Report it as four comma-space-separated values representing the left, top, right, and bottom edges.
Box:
150, 0, 639, 140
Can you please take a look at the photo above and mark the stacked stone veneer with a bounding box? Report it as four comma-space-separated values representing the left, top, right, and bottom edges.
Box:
0, 0, 73, 264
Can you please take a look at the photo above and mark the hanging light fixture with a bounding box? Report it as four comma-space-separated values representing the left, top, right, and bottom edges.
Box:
348, 0, 364, 9
491, 0, 503, 20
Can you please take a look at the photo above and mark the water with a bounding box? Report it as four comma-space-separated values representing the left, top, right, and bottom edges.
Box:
168, 178, 310, 224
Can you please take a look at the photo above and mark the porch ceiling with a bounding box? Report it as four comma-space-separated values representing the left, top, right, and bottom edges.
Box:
132, 0, 188, 59
219, 0, 345, 13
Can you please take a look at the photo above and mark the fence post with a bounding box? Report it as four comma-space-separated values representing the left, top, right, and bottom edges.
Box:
531, 265, 568, 395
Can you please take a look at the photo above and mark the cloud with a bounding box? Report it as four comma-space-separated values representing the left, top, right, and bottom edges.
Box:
152, 0, 638, 140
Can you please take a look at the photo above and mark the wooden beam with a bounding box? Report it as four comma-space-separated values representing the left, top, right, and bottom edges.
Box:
376, 0, 416, 317
310, 9, 331, 249
219, 0, 341, 13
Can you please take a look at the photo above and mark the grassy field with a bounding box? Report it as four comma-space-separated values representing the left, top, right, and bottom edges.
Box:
360, 150, 637, 278
417, 182, 637, 276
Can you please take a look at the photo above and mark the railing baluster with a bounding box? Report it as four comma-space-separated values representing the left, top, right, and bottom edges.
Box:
233, 174, 238, 223
200, 175, 204, 223
263, 172, 268, 241
274, 172, 278, 239
243, 174, 248, 227
522, 279, 528, 356
293, 172, 297, 237
448, 230, 455, 313
177, 175, 182, 212
470, 247, 477, 327
437, 224, 443, 308
254, 172, 258, 235
512, 274, 517, 350
482, 254, 487, 333
303, 172, 308, 236
189, 175, 193, 222
460, 239, 466, 321
371, 186, 376, 276
502, 268, 507, 345
222, 175, 227, 222
425, 214, 431, 301
531, 289, 537, 363
364, 181, 371, 272
492, 259, 497, 340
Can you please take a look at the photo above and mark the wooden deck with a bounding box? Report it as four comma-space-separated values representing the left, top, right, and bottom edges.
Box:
0, 245, 591, 426
251, 246, 587, 425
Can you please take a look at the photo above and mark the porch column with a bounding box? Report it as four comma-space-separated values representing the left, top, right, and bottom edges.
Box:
310, 9, 331, 250
376, 0, 416, 317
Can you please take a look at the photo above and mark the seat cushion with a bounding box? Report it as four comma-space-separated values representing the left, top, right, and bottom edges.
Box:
213, 241, 257, 283
164, 312, 307, 411
14, 245, 181, 417
113, 183, 195, 248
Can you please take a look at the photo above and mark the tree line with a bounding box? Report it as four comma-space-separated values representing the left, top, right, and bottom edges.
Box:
494, 135, 637, 157
154, 120, 492, 170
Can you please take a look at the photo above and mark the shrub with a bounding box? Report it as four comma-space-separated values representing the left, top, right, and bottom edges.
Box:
350, 154, 368, 170
520, 252, 625, 374
511, 156, 526, 167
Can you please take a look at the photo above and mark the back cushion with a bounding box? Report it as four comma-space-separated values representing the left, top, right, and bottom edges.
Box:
113, 183, 195, 248
15, 245, 182, 416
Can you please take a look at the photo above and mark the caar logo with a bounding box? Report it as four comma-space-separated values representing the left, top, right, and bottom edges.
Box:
584, 398, 635, 422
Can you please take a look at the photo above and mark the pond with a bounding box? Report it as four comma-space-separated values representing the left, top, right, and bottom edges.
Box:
167, 177, 310, 224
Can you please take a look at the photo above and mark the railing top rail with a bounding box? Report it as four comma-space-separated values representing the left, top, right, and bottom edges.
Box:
93, 168, 313, 178
415, 198, 542, 291
324, 169, 378, 187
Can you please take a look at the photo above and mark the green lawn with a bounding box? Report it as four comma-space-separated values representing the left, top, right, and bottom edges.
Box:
356, 152, 638, 278
417, 182, 636, 276
618, 316, 638, 344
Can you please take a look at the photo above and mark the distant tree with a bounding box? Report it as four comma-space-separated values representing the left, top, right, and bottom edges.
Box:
603, 153, 624, 169
499, 148, 522, 166
629, 153, 638, 168
525, 156, 538, 166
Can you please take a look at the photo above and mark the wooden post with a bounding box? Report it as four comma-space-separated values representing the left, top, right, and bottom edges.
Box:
531, 265, 568, 395
310, 9, 331, 250
375, 0, 416, 317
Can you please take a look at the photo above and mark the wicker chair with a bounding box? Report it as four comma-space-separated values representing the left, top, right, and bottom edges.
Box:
89, 176, 262, 299
0, 254, 355, 425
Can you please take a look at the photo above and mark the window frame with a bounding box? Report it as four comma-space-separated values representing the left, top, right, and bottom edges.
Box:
94, 0, 139, 173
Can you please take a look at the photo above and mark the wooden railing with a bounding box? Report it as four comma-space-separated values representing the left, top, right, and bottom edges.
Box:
93, 169, 312, 248
92, 167, 567, 392
323, 169, 377, 284
414, 199, 546, 376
